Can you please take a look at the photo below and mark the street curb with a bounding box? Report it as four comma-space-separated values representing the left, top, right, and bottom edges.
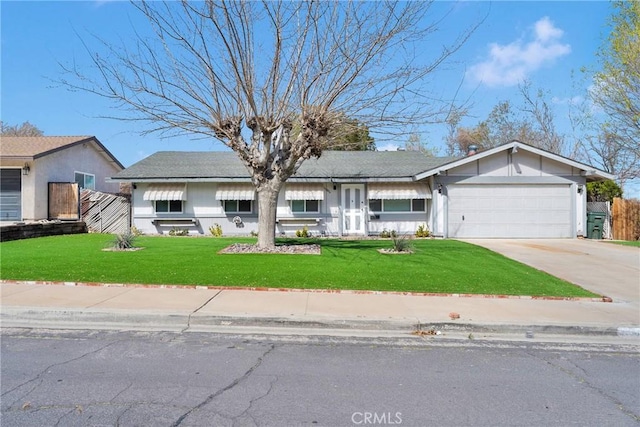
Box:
0, 280, 613, 302
2, 307, 638, 338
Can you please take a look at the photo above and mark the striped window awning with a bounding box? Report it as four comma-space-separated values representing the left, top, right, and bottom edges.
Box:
285, 184, 325, 200
368, 183, 431, 200
215, 184, 256, 200
143, 184, 187, 201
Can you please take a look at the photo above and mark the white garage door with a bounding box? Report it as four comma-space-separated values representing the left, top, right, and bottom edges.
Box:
447, 184, 572, 238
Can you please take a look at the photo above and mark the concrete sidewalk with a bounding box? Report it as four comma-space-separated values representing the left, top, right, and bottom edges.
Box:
2, 281, 639, 339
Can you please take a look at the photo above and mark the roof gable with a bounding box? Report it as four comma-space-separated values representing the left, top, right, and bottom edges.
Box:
0, 136, 124, 169
414, 141, 615, 181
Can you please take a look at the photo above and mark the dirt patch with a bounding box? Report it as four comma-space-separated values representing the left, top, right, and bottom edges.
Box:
219, 243, 321, 255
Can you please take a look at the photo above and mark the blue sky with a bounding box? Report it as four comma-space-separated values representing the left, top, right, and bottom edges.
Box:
2, 1, 634, 195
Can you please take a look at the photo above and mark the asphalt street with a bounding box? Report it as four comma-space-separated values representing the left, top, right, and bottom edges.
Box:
1, 328, 638, 427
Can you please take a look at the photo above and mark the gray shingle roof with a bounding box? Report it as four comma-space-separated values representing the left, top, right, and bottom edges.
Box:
111, 150, 457, 181
1, 136, 124, 169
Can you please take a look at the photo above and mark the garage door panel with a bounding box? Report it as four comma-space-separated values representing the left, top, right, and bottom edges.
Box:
0, 169, 22, 221
448, 184, 571, 238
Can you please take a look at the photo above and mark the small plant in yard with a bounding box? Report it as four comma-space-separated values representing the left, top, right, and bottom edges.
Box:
111, 233, 136, 250
295, 225, 310, 238
169, 227, 189, 236
415, 224, 430, 238
380, 229, 397, 238
130, 226, 144, 236
250, 230, 259, 238
391, 234, 413, 253
209, 223, 223, 237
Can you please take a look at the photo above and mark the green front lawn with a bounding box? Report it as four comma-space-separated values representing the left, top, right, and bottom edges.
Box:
0, 234, 598, 297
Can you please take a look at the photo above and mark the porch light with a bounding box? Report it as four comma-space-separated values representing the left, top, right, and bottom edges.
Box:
577, 185, 583, 194
437, 183, 443, 194
22, 163, 30, 176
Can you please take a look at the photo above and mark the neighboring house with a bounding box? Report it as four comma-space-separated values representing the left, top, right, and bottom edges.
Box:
109, 141, 613, 238
0, 136, 124, 221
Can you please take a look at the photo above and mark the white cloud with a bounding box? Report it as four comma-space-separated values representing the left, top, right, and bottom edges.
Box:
467, 17, 571, 87
377, 143, 400, 151
552, 95, 583, 105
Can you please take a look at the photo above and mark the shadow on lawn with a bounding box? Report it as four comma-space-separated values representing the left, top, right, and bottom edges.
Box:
277, 238, 393, 250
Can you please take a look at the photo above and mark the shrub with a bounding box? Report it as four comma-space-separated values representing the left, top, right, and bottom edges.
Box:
130, 226, 144, 236
415, 224, 430, 238
295, 225, 310, 238
209, 223, 223, 237
169, 227, 189, 236
391, 234, 413, 253
380, 229, 397, 238
250, 230, 259, 238
111, 233, 136, 250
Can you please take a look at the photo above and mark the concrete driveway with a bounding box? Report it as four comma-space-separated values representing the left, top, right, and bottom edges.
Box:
464, 239, 640, 304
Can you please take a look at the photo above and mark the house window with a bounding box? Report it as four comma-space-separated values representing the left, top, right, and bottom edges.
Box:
223, 200, 252, 213
74, 172, 95, 190
369, 199, 426, 212
291, 200, 320, 213
155, 200, 183, 213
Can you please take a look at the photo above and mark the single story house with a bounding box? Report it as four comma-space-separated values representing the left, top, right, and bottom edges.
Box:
109, 141, 613, 238
0, 136, 124, 221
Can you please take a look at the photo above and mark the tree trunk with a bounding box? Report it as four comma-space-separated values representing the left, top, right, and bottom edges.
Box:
256, 183, 282, 249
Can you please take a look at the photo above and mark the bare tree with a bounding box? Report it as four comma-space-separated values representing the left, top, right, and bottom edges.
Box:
62, 1, 480, 248
405, 133, 440, 156
0, 121, 44, 137
446, 83, 573, 157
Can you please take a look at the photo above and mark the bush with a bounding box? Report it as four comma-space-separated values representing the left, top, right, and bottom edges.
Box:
295, 225, 310, 238
169, 227, 189, 236
380, 229, 397, 238
130, 226, 144, 236
391, 234, 413, 253
209, 223, 223, 237
415, 224, 430, 238
111, 233, 136, 250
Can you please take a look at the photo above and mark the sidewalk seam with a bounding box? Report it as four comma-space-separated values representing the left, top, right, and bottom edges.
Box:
182, 290, 222, 332
84, 288, 134, 309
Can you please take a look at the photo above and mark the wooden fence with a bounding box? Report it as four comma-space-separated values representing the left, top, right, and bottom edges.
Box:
612, 198, 640, 241
80, 189, 130, 234
48, 182, 80, 220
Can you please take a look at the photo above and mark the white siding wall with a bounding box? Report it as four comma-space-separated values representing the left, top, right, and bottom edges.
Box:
367, 212, 428, 235
275, 182, 335, 236
133, 182, 340, 236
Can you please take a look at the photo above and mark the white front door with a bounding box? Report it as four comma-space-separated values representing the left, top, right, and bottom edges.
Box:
342, 184, 365, 235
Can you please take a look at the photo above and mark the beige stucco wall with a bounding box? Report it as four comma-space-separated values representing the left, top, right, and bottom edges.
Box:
20, 142, 121, 220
